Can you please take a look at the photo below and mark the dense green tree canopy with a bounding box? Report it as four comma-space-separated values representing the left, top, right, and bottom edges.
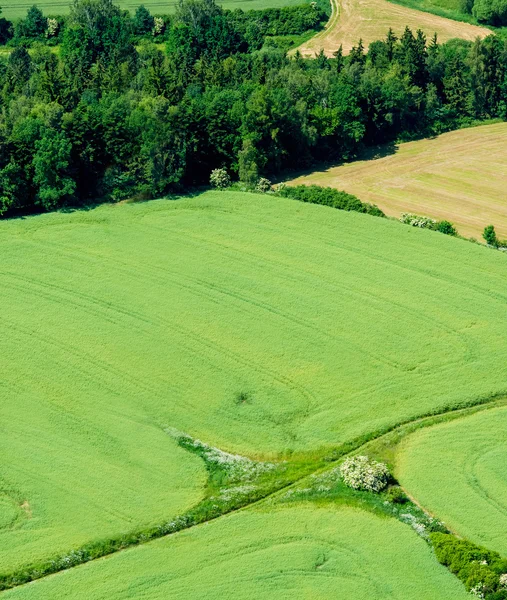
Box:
0, 0, 506, 217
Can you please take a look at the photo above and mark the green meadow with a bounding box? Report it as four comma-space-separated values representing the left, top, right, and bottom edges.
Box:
1, 505, 470, 599
396, 406, 507, 555
2, 191, 507, 579
0, 0, 310, 19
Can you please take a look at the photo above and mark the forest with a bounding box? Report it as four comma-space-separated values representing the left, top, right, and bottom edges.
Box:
0, 0, 506, 216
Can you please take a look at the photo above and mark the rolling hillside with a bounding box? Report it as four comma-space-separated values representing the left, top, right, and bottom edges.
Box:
1, 506, 470, 599
2, 191, 507, 581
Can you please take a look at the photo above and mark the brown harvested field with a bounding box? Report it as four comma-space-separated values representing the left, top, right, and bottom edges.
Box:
287, 122, 507, 240
295, 0, 489, 56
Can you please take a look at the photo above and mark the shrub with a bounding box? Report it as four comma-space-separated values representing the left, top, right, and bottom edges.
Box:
153, 16, 166, 36
340, 455, 390, 493
256, 177, 272, 193
401, 213, 458, 236
483, 225, 499, 247
210, 168, 231, 189
400, 212, 437, 228
385, 486, 409, 504
46, 18, 59, 38
436, 220, 458, 236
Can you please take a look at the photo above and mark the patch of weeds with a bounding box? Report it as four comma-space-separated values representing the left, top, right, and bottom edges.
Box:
234, 391, 252, 405
166, 428, 277, 485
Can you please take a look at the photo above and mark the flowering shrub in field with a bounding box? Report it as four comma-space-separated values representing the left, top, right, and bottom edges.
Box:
210, 168, 231, 189
400, 213, 458, 236
256, 178, 272, 193
500, 573, 507, 587
400, 213, 437, 228
340, 455, 390, 493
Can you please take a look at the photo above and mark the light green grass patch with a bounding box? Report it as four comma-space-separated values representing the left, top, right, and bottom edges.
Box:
396, 406, 507, 555
2, 191, 507, 571
2, 505, 470, 600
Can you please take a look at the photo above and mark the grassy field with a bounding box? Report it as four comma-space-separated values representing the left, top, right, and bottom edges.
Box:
3, 192, 507, 574
1, 505, 470, 599
288, 122, 507, 240
0, 0, 310, 19
396, 406, 507, 555
294, 0, 489, 55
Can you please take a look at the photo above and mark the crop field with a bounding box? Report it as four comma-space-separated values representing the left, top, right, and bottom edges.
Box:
2, 191, 507, 579
0, 0, 310, 19
1, 505, 470, 599
288, 122, 507, 240
396, 406, 507, 556
295, 0, 489, 55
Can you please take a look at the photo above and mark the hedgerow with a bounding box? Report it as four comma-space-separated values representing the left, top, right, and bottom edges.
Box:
431, 533, 507, 597
278, 185, 385, 217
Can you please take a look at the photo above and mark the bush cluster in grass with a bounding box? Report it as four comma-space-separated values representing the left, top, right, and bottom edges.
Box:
400, 213, 458, 236
340, 455, 390, 492
431, 533, 507, 598
279, 185, 385, 217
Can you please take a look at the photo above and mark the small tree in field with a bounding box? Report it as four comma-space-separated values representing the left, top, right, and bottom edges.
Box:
483, 225, 499, 247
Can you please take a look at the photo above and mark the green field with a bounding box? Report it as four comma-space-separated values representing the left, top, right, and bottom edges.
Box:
396, 406, 507, 555
1, 505, 470, 599
0, 0, 310, 19
2, 191, 507, 576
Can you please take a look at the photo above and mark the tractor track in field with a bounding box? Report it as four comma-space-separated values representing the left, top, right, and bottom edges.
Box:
2, 391, 506, 594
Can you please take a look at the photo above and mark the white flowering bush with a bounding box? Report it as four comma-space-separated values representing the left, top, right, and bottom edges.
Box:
340, 455, 390, 493
470, 583, 486, 598
500, 574, 507, 588
46, 18, 59, 38
256, 177, 272, 193
400, 213, 437, 228
165, 428, 275, 482
210, 168, 231, 189
152, 17, 165, 37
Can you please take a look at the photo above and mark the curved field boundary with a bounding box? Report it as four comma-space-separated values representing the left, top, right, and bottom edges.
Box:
395, 405, 507, 555
295, 0, 489, 55
1, 391, 505, 593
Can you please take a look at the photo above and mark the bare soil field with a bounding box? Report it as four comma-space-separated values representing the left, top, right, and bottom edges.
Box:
287, 122, 507, 240
295, 0, 489, 55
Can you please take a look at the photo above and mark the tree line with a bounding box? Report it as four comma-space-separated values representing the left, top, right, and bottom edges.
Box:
0, 1, 327, 47
0, 0, 506, 217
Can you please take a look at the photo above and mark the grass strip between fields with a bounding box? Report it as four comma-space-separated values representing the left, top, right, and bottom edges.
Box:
2, 390, 506, 594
